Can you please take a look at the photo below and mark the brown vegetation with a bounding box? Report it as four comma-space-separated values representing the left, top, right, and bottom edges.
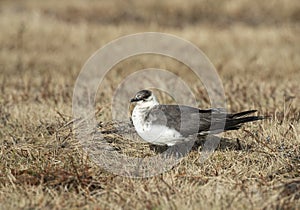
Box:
0, 0, 299, 209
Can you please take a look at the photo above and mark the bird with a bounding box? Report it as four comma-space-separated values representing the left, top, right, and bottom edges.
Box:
130, 89, 265, 146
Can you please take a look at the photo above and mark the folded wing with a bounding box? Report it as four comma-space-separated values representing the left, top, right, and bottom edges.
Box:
147, 105, 263, 137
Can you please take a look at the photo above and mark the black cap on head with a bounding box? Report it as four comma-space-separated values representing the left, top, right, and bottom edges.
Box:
130, 90, 152, 102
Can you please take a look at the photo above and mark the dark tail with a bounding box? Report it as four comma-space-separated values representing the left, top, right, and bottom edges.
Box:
224, 110, 265, 131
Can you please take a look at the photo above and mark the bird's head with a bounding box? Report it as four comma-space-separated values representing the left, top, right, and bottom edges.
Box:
130, 89, 159, 107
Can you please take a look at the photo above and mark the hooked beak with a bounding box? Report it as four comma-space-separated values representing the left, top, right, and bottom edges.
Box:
130, 97, 139, 103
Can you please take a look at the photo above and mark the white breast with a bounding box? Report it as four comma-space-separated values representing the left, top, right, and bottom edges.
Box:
132, 106, 183, 146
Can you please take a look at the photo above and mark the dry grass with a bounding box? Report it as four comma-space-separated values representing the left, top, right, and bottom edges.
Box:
0, 0, 299, 209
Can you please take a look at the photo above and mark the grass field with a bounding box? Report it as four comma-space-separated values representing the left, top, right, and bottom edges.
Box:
0, 0, 299, 209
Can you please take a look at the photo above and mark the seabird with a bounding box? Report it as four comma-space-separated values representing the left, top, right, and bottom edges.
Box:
130, 89, 264, 146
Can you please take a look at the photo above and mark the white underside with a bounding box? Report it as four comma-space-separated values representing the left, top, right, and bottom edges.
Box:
137, 124, 184, 146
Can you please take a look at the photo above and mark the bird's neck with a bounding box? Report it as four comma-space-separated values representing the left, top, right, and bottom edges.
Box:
132, 99, 159, 126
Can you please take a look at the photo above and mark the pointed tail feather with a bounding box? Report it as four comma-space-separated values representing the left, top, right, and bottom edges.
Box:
224, 115, 264, 131
231, 110, 258, 118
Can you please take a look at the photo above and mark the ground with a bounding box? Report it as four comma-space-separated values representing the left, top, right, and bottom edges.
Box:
0, 0, 299, 209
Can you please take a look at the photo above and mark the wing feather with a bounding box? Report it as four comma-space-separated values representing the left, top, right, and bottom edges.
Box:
147, 105, 227, 136
146, 105, 262, 137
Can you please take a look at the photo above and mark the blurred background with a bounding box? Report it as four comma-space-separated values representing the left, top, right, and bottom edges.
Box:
1, 0, 299, 114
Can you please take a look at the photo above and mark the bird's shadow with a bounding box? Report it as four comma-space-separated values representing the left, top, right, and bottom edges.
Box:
149, 136, 244, 154
194, 136, 243, 151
